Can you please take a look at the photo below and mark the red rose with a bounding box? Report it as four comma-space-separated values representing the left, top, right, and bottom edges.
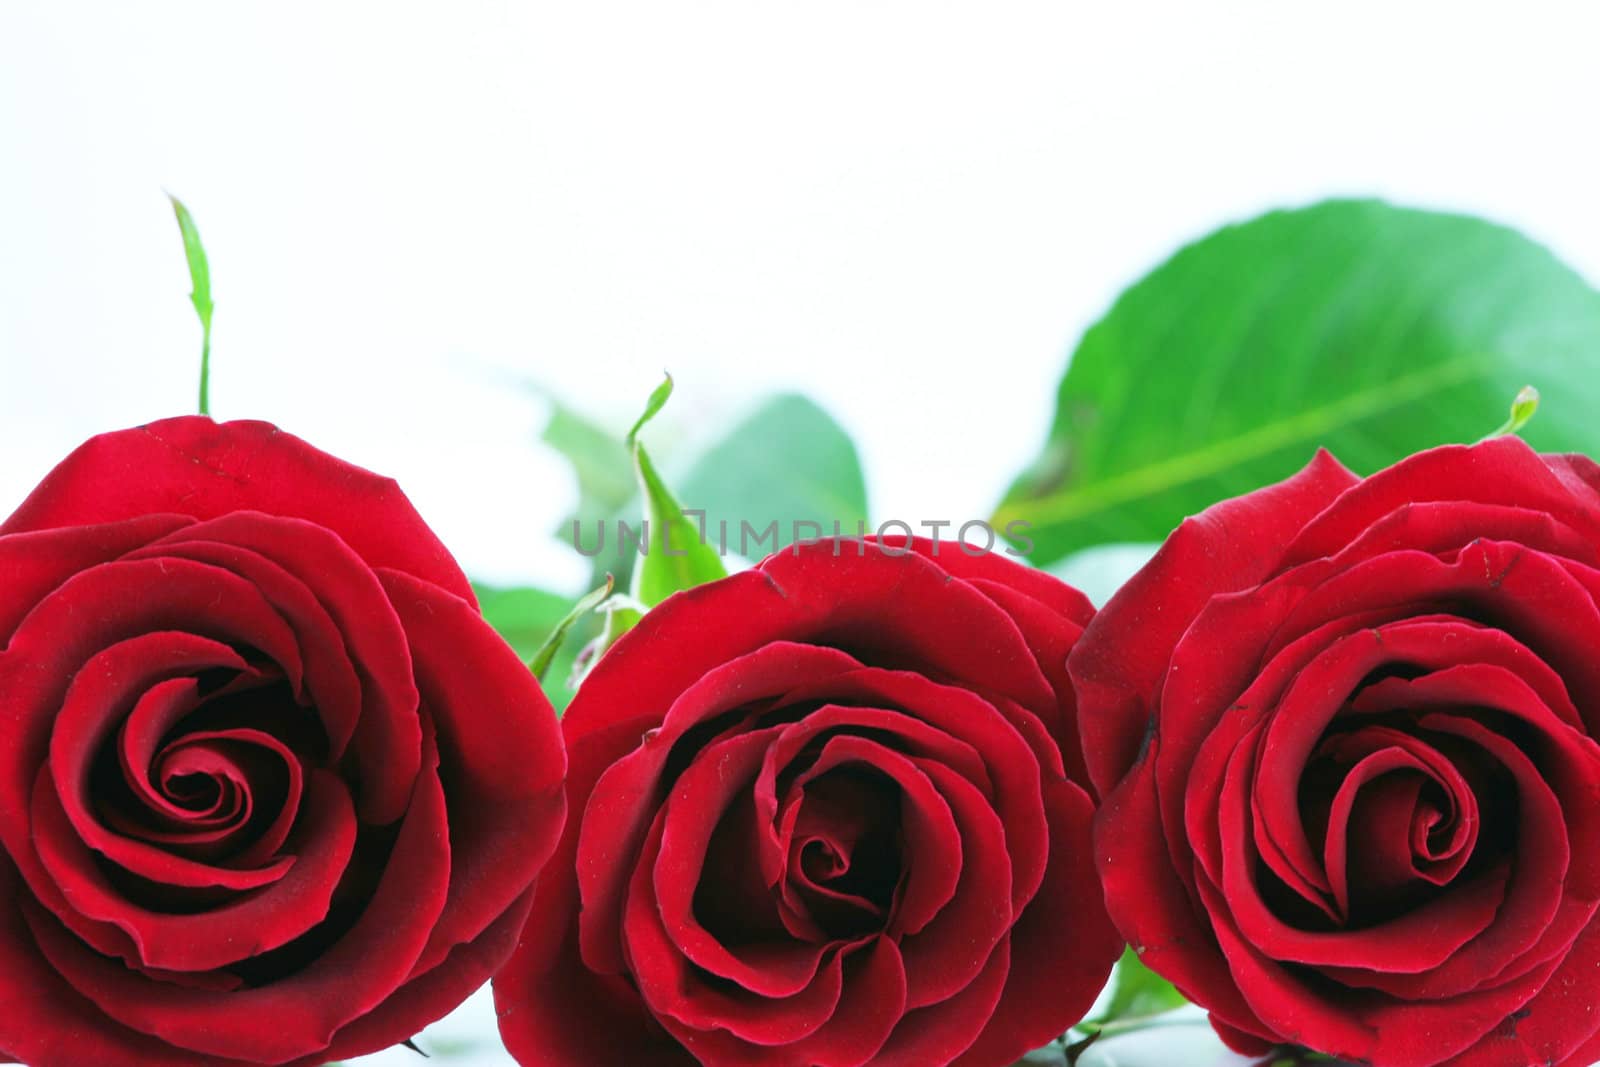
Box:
495, 537, 1121, 1067
0, 417, 566, 1066
1074, 437, 1600, 1067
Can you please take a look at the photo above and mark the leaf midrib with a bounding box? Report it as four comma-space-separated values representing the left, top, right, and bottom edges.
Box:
994, 355, 1486, 528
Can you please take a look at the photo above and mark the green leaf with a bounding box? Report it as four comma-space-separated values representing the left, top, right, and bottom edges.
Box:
620, 373, 732, 601
474, 582, 584, 712
995, 199, 1600, 566
1092, 946, 1190, 1026
167, 193, 214, 417
631, 436, 729, 606
677, 393, 870, 557
527, 576, 614, 682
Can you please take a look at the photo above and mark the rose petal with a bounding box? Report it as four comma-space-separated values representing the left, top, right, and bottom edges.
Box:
28, 727, 449, 1061
1213, 713, 1506, 975
660, 937, 908, 1067
566, 542, 1058, 750
136, 515, 426, 822
876, 534, 1095, 625
892, 756, 1014, 1009
774, 669, 1049, 914
0, 416, 474, 603
577, 641, 865, 975
1072, 448, 1358, 795
955, 777, 1121, 1067
494, 718, 694, 1067
1280, 437, 1600, 568
0, 515, 190, 646
0, 855, 252, 1067
378, 569, 565, 977
872, 939, 1010, 1067
31, 768, 352, 973
122, 534, 367, 767
635, 726, 838, 1018
1320, 732, 1478, 918
1095, 736, 1272, 1042
1202, 869, 1561, 1067
295, 888, 538, 1067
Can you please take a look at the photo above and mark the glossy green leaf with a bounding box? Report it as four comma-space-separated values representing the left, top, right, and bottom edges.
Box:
527, 575, 614, 682
168, 194, 214, 416
995, 199, 1600, 566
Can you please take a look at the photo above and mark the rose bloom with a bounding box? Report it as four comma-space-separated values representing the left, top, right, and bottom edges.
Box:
495, 537, 1121, 1067
1074, 437, 1600, 1067
0, 417, 566, 1066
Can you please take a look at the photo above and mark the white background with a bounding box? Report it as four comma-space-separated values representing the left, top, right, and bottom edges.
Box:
4, 3, 1600, 1064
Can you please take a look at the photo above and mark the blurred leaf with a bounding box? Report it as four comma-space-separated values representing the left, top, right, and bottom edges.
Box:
528, 576, 614, 682
557, 378, 732, 680
629, 376, 728, 607
474, 582, 583, 712
546, 390, 870, 593
995, 199, 1600, 566
168, 193, 214, 416
678, 393, 869, 558
543, 400, 635, 531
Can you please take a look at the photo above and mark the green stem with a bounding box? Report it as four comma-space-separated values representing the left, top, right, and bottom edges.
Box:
1478, 384, 1539, 441
197, 325, 211, 416
167, 194, 214, 417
